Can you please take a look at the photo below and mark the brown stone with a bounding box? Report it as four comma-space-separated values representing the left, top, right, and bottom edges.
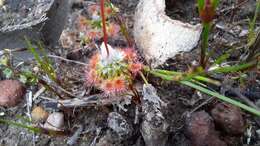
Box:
31, 106, 49, 122
0, 80, 26, 107
185, 111, 227, 146
211, 103, 245, 135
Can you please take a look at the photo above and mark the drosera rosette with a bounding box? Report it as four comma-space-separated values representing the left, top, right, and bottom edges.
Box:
77, 2, 120, 43
85, 42, 143, 95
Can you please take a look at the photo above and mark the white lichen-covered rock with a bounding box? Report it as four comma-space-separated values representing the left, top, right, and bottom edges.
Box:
134, 0, 202, 68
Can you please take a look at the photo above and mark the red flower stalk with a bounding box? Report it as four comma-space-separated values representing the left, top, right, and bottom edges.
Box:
100, 0, 109, 56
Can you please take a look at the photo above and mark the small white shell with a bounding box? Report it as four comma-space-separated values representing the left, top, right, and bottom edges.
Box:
44, 112, 64, 131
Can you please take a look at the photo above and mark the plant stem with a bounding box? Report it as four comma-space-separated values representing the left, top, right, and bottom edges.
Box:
152, 69, 182, 76
100, 0, 109, 56
146, 60, 257, 85
210, 60, 257, 74
115, 15, 133, 47
146, 69, 260, 116
181, 81, 260, 116
251, 0, 260, 36
247, 0, 260, 60
145, 67, 260, 116
107, 1, 133, 47
25, 38, 59, 85
148, 68, 221, 86
193, 76, 221, 86
200, 23, 211, 68
139, 71, 148, 85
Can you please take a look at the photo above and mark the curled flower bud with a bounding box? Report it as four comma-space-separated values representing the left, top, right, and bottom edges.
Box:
198, 0, 219, 23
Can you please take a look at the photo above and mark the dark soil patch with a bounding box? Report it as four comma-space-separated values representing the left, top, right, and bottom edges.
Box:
165, 0, 199, 24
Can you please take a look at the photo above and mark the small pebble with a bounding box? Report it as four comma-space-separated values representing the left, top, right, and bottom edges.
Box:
239, 29, 249, 37
0, 112, 5, 116
31, 106, 49, 122
211, 103, 245, 135
185, 111, 227, 146
0, 80, 26, 107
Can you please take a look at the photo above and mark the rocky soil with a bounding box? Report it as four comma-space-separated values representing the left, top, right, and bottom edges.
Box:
0, 0, 260, 146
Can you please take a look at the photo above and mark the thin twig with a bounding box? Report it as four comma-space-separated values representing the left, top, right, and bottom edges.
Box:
139, 71, 148, 85
0, 48, 27, 56
48, 55, 87, 66
26, 91, 33, 121
41, 94, 133, 108
52, 83, 77, 98
57, 94, 102, 108
33, 87, 46, 101
189, 96, 214, 114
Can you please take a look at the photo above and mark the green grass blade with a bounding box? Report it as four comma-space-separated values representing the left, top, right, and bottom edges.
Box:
37, 42, 57, 81
25, 38, 43, 65
146, 67, 260, 116
25, 38, 57, 83
181, 81, 260, 116
38, 42, 52, 66
212, 0, 220, 9
214, 53, 230, 65
200, 22, 211, 67
248, 0, 260, 45
0, 118, 41, 133
15, 115, 32, 123
149, 68, 221, 86
193, 76, 221, 86
210, 61, 257, 73
197, 0, 205, 11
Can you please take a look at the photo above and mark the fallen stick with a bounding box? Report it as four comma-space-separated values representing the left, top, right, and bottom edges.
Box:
57, 94, 102, 108
56, 94, 132, 108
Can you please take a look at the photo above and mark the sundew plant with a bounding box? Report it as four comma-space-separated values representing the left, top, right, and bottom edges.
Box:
85, 0, 142, 96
